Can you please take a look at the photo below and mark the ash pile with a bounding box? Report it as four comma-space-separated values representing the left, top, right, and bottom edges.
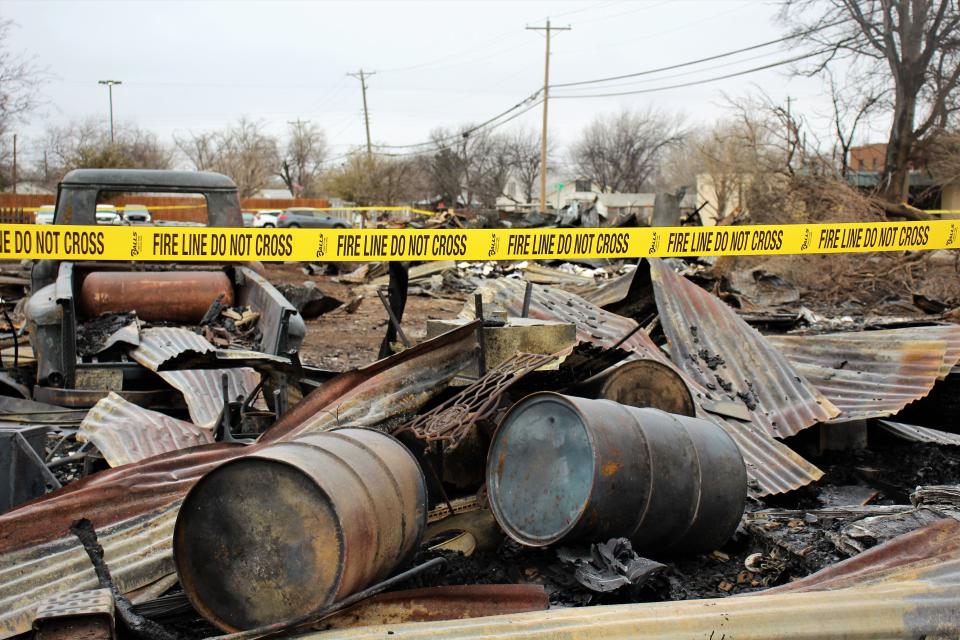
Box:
1, 256, 960, 640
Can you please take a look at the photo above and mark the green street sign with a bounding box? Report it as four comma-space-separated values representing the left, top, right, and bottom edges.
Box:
557, 183, 565, 190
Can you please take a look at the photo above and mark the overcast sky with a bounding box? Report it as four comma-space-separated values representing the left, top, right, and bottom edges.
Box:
3, 0, 887, 165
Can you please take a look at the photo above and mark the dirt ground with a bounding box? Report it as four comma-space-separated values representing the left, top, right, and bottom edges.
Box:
263, 263, 468, 370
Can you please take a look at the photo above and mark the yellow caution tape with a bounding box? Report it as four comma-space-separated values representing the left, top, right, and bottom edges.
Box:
16, 204, 209, 212
0, 220, 955, 262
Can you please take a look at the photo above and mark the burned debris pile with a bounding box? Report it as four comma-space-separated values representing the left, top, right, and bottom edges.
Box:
1, 254, 959, 639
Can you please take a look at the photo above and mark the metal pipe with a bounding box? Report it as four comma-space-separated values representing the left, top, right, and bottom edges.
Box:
377, 288, 411, 349
207, 557, 447, 640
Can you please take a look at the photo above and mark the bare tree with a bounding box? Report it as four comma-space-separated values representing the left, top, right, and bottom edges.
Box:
0, 19, 44, 188
324, 152, 424, 205
570, 108, 685, 193
41, 119, 172, 187
826, 69, 882, 177
175, 117, 279, 197
781, 0, 960, 204
278, 120, 327, 197
504, 127, 547, 204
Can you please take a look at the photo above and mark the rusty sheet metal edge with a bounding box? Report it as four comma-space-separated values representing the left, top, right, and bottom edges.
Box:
301, 574, 960, 639
303, 521, 960, 640
128, 326, 216, 372
766, 328, 957, 422
877, 419, 960, 446
0, 322, 480, 640
465, 279, 823, 497
649, 260, 839, 438
77, 392, 214, 467
158, 367, 261, 431
320, 584, 548, 630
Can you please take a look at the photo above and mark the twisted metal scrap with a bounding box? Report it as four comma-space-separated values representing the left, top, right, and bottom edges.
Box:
395, 351, 557, 445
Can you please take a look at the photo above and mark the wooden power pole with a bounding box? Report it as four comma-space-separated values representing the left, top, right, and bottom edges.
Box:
527, 19, 570, 214
348, 69, 375, 159
11, 134, 16, 195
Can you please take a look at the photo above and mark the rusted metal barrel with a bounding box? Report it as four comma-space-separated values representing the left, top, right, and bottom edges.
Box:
486, 393, 746, 554
79, 270, 233, 323
173, 427, 427, 632
578, 359, 696, 417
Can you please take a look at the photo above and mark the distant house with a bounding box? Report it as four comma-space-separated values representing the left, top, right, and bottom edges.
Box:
596, 193, 655, 222
694, 173, 750, 225
253, 187, 294, 199
497, 176, 602, 212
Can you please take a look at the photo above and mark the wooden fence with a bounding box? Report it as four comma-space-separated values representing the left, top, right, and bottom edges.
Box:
0, 194, 331, 224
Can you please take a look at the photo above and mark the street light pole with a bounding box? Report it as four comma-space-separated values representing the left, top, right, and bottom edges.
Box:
98, 80, 122, 143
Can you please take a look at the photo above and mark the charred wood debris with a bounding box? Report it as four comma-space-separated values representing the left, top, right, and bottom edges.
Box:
1, 241, 960, 640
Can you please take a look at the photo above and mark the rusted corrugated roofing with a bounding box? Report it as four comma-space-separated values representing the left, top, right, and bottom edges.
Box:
767, 327, 959, 422
877, 420, 960, 446
704, 413, 823, 495
466, 278, 823, 497
77, 392, 213, 467
649, 260, 839, 438
158, 367, 261, 431
128, 327, 215, 371
0, 502, 180, 637
0, 323, 480, 640
304, 520, 960, 640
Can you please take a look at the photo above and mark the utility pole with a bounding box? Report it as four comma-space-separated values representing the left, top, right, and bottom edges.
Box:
527, 19, 570, 214
347, 70, 375, 160
98, 80, 122, 143
11, 134, 16, 195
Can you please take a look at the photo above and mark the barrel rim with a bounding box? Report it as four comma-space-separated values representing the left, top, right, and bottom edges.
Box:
598, 359, 696, 417
486, 391, 598, 547
173, 453, 346, 632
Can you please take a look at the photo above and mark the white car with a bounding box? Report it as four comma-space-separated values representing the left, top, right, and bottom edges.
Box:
95, 204, 122, 225
34, 205, 55, 225
252, 209, 282, 228
122, 204, 152, 224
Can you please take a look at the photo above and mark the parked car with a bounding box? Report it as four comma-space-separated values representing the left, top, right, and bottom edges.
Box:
34, 205, 55, 225
276, 207, 350, 229
122, 204, 152, 224
252, 209, 282, 228
242, 211, 255, 227
95, 204, 122, 225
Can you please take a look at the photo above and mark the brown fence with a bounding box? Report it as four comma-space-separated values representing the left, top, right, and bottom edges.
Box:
0, 194, 332, 224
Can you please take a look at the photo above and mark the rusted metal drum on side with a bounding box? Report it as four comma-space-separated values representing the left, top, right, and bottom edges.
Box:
486, 393, 746, 554
173, 427, 427, 631
79, 270, 234, 323
579, 359, 695, 417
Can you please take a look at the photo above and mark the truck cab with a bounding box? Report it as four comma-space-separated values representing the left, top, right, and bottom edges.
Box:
25, 169, 305, 407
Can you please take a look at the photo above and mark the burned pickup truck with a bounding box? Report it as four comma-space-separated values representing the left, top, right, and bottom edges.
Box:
23, 169, 306, 408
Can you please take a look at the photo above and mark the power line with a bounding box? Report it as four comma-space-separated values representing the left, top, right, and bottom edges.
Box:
375, 98, 544, 159
550, 16, 853, 89
372, 90, 542, 150
551, 48, 830, 99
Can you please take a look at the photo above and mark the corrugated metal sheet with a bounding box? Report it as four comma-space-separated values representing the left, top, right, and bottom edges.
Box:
77, 392, 213, 466
303, 520, 960, 640
158, 367, 260, 431
0, 323, 479, 640
0, 502, 180, 637
767, 328, 958, 422
878, 419, 960, 446
649, 260, 839, 438
128, 327, 215, 372
465, 278, 823, 497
